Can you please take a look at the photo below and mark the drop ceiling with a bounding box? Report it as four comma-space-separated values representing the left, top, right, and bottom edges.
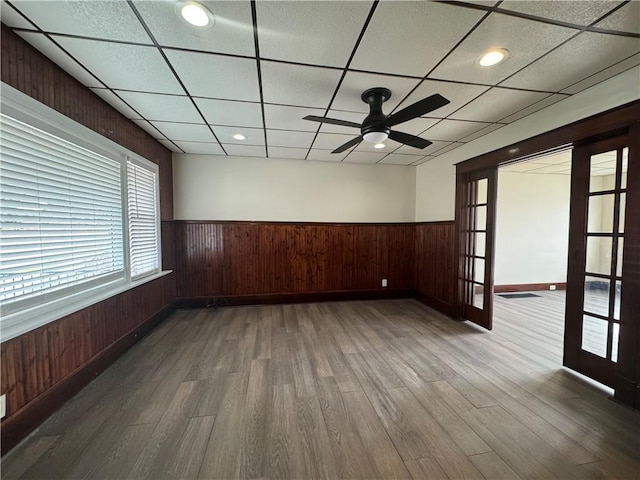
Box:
1, 0, 639, 166
501, 149, 626, 176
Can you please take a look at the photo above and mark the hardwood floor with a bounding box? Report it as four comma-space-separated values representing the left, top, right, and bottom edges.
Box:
3, 298, 639, 479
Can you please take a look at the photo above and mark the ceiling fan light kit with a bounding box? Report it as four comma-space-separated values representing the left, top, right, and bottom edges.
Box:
303, 87, 450, 154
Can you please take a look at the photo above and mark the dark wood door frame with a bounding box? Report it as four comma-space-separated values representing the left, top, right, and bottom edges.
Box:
454, 100, 640, 408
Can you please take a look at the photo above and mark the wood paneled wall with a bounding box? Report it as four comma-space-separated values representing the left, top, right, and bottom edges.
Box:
414, 222, 456, 315
0, 24, 177, 452
0, 26, 173, 220
174, 222, 416, 298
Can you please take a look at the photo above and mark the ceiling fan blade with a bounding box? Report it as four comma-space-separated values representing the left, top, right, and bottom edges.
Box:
388, 130, 432, 149
332, 136, 363, 153
303, 115, 361, 129
385, 94, 450, 127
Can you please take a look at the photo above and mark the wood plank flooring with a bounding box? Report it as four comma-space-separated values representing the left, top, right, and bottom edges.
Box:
3, 297, 639, 479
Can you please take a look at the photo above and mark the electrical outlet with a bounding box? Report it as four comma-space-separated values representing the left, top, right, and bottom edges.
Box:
382, 278, 388, 287
0, 394, 6, 419
550, 284, 556, 290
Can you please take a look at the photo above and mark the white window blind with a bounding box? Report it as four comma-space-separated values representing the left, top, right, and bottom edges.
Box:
0, 114, 125, 313
127, 159, 159, 279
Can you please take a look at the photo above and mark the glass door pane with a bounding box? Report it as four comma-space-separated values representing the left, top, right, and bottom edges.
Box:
457, 169, 496, 330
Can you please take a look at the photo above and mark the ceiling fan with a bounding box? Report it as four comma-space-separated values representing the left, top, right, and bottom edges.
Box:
303, 88, 450, 153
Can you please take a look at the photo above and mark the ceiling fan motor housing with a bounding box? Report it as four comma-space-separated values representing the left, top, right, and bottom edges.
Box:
361, 87, 391, 140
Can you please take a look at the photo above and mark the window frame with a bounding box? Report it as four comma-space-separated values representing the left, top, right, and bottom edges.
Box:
1, 84, 168, 343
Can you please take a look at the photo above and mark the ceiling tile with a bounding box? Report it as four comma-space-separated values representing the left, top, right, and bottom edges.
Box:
460, 123, 505, 142
499, 1, 622, 26
343, 151, 387, 164
194, 98, 263, 128
132, 119, 162, 138
430, 13, 576, 85
151, 122, 216, 143
157, 139, 181, 153
89, 88, 141, 119
433, 143, 464, 156
264, 104, 325, 132
312, 133, 360, 151
379, 154, 423, 165
54, 36, 183, 93
561, 52, 640, 94
351, 1, 484, 77
396, 79, 490, 118
595, 2, 640, 33
0, 2, 37, 29
393, 140, 451, 156
6, 0, 151, 42
412, 156, 437, 166
501, 32, 640, 92
332, 71, 420, 113
524, 164, 572, 175
117, 91, 202, 123
256, 1, 372, 67
266, 129, 315, 148
422, 119, 492, 142
224, 144, 266, 157
498, 93, 568, 123
18, 32, 102, 88
212, 125, 264, 145
261, 61, 342, 108
268, 147, 309, 160
175, 141, 225, 155
306, 149, 345, 162
449, 87, 549, 122
165, 50, 259, 100
134, 0, 255, 55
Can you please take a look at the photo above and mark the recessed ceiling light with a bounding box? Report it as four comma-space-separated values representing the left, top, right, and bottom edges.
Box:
176, 1, 214, 28
233, 133, 246, 140
374, 143, 385, 149
478, 48, 509, 67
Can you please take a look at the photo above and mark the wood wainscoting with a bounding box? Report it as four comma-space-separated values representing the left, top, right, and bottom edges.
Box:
414, 222, 456, 316
173, 220, 456, 315
174, 221, 416, 303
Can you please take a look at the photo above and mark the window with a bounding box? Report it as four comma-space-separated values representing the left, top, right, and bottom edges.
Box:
0, 114, 125, 314
0, 86, 163, 341
127, 159, 159, 279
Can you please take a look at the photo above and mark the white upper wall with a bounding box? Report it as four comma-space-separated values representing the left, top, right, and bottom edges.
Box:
173, 155, 416, 222
415, 66, 640, 221
495, 171, 570, 285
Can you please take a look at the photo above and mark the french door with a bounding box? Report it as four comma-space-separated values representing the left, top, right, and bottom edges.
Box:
455, 168, 497, 330
564, 132, 637, 388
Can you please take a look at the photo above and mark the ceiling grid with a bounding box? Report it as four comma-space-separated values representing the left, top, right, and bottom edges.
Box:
1, 0, 638, 165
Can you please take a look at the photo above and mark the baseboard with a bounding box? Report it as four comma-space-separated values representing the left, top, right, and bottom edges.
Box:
174, 289, 415, 309
0, 304, 175, 455
412, 292, 455, 318
494, 282, 566, 293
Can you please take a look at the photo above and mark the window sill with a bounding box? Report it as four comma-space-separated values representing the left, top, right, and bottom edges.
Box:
1, 270, 172, 343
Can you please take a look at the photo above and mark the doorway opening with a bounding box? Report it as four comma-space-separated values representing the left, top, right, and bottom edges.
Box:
492, 149, 572, 367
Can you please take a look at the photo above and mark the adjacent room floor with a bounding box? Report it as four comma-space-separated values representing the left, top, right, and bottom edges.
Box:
3, 298, 639, 479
